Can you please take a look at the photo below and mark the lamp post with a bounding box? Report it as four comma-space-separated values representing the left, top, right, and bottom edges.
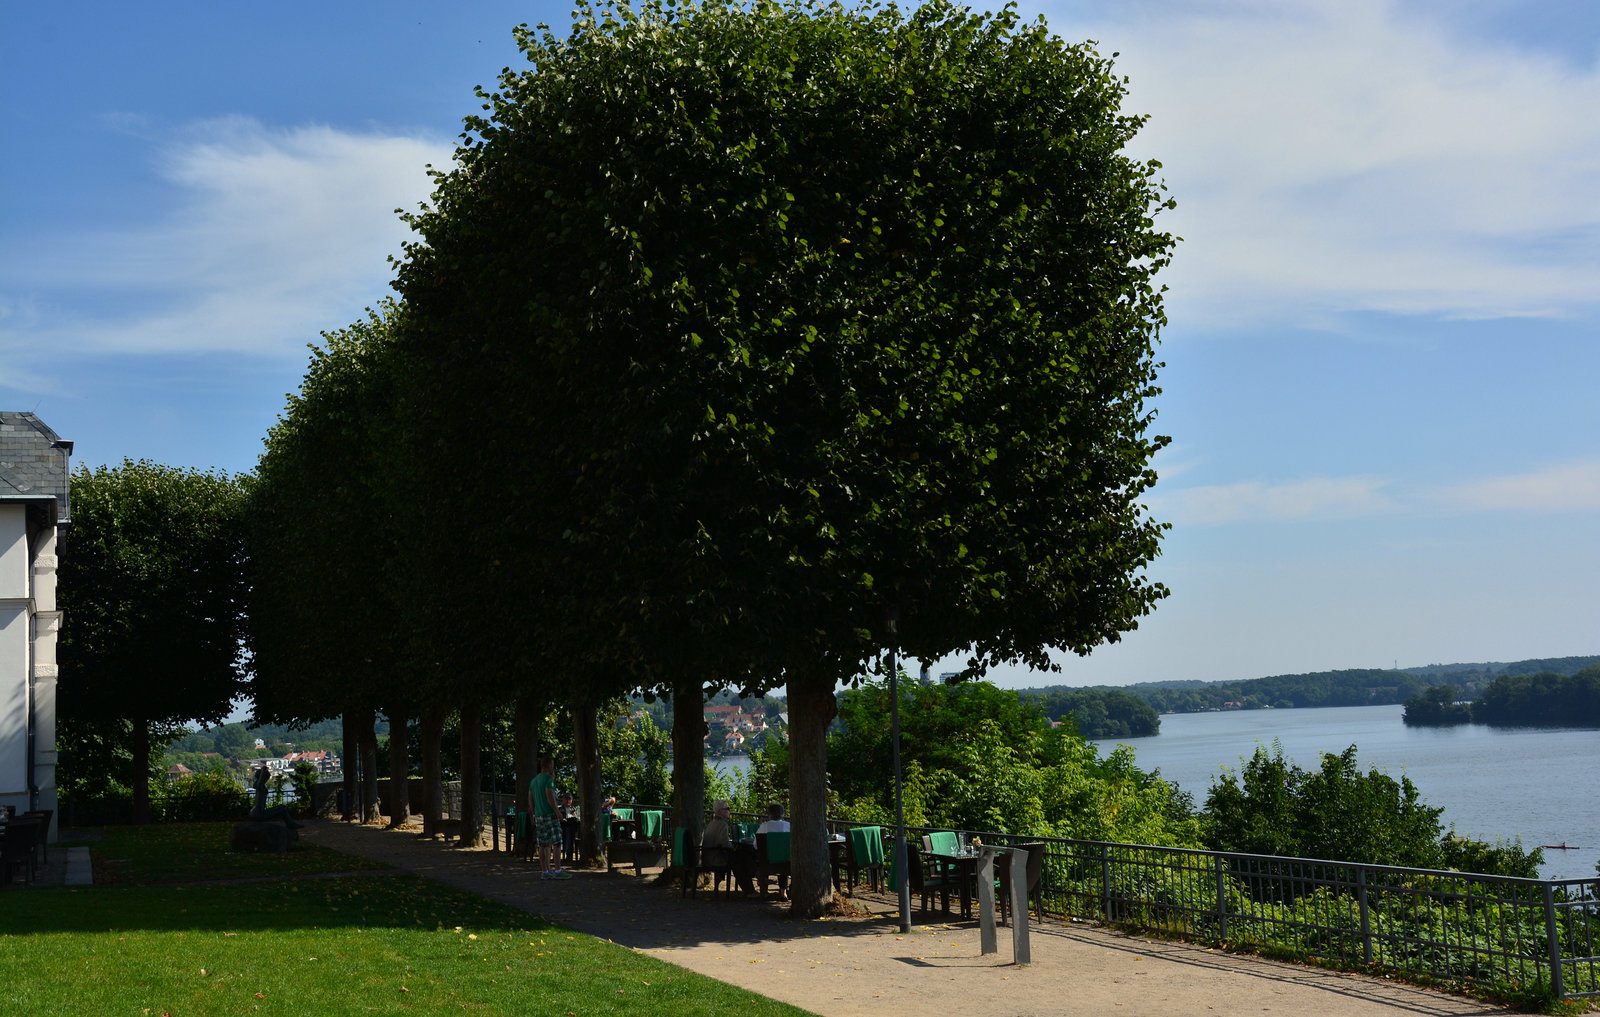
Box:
887, 608, 911, 932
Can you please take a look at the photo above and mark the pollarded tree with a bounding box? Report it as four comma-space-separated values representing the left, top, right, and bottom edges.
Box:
249, 303, 414, 824
58, 461, 249, 823
395, 0, 1174, 915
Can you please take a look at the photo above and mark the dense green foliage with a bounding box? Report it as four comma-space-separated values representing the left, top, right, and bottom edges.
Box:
1402, 667, 1600, 728
359, 0, 1178, 916
1203, 743, 1541, 877
1031, 687, 1160, 738
1401, 684, 1474, 726
57, 460, 249, 822
828, 679, 1199, 845
1473, 666, 1600, 727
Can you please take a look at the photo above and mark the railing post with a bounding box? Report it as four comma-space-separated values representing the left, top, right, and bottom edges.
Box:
1215, 855, 1228, 942
1357, 867, 1372, 965
1101, 844, 1112, 922
1542, 883, 1565, 1001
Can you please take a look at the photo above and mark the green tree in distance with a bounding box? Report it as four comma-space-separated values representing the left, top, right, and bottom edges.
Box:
58, 460, 249, 823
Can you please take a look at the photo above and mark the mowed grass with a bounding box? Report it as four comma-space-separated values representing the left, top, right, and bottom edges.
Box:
86, 821, 390, 884
3, 826, 814, 1017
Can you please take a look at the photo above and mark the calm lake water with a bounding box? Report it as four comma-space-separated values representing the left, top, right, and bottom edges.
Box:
1094, 703, 1600, 881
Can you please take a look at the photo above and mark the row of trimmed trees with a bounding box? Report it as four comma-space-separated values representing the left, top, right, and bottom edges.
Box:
72, 0, 1178, 919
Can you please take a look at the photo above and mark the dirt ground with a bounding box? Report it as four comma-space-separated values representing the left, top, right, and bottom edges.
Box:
298, 820, 1521, 1017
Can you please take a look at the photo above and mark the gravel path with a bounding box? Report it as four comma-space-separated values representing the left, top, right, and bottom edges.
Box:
299, 819, 1519, 1017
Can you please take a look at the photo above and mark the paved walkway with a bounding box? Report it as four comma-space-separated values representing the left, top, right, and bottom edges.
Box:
299, 820, 1519, 1017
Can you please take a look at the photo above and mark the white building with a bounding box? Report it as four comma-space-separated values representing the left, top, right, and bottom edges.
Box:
0, 412, 71, 840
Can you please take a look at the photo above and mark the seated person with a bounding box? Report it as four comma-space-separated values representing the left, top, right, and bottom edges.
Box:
756, 802, 791, 900
701, 799, 756, 892
557, 791, 580, 862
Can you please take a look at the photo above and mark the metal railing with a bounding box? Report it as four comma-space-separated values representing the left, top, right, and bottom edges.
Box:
869, 823, 1598, 1001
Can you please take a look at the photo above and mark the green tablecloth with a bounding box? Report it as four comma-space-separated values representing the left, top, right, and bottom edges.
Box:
638, 809, 663, 840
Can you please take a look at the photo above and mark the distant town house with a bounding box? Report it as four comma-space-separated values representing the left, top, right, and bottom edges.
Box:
0, 412, 70, 842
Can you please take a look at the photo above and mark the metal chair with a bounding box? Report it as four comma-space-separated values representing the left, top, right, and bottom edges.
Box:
756, 832, 791, 899
1, 819, 41, 885
674, 827, 732, 898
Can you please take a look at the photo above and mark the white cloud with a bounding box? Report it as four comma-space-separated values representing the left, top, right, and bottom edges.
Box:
1438, 460, 1600, 512
4, 117, 450, 359
1046, 0, 1600, 329
1148, 474, 1395, 526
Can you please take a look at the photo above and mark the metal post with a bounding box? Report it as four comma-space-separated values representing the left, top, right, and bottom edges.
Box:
1543, 883, 1565, 1001
1010, 846, 1030, 964
887, 610, 910, 933
1215, 855, 1229, 942
1357, 867, 1372, 965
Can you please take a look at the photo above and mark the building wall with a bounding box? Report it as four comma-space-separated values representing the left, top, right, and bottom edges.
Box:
0, 502, 63, 836
0, 504, 32, 816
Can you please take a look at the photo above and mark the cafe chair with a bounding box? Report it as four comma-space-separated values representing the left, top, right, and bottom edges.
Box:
906, 844, 955, 916
21, 809, 52, 864
756, 831, 791, 899
841, 826, 885, 894
674, 827, 732, 898
1, 822, 35, 886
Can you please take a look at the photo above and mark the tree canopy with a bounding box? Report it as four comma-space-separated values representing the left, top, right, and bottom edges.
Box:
57, 460, 249, 821
389, 0, 1175, 916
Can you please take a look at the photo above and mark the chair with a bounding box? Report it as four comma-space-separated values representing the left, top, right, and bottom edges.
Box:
674, 827, 732, 898
637, 809, 664, 841
21, 809, 52, 864
841, 826, 885, 893
993, 842, 1047, 925
906, 844, 955, 915
756, 831, 791, 898
3, 819, 42, 884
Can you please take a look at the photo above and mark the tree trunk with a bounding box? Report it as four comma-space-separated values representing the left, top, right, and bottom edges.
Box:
358, 709, 380, 822
671, 674, 708, 861
513, 695, 539, 815
571, 695, 604, 865
786, 668, 838, 919
341, 710, 359, 822
130, 715, 151, 824
458, 700, 483, 846
387, 707, 411, 827
419, 704, 446, 836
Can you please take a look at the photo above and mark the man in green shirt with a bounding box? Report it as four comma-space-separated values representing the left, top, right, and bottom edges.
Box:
529, 756, 570, 879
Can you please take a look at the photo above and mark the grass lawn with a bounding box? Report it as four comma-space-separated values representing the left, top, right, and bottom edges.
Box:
84, 822, 390, 884
3, 825, 813, 1017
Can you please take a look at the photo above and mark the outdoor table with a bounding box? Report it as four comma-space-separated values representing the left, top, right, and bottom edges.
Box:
925, 847, 983, 918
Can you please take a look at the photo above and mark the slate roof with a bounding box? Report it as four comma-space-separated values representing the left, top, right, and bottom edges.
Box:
0, 411, 73, 523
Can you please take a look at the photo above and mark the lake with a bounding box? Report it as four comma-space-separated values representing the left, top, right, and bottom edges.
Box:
1094, 703, 1600, 881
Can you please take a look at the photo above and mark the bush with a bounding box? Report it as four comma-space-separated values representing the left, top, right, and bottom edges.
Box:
153, 770, 250, 822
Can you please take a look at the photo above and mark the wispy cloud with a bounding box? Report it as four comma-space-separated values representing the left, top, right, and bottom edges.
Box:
1154, 458, 1600, 526
1437, 460, 1600, 512
1052, 0, 1600, 329
3, 117, 449, 360
1149, 475, 1396, 526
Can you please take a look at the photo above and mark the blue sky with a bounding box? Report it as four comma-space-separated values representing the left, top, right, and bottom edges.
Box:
4, 1, 1596, 690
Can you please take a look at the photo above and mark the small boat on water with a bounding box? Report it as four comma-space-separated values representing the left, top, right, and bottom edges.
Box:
1540, 842, 1581, 850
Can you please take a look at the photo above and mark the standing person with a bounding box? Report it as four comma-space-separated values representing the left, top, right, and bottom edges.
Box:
529, 756, 571, 879
756, 802, 791, 900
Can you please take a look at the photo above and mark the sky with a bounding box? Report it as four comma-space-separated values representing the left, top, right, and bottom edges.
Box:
3, 0, 1596, 692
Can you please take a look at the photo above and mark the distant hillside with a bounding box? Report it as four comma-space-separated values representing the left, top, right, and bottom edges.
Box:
1021, 654, 1600, 716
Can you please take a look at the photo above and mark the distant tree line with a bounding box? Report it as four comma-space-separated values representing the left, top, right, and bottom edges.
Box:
1027, 687, 1160, 738
1404, 666, 1600, 728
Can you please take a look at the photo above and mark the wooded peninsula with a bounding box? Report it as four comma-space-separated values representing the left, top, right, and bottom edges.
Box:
1023, 654, 1600, 738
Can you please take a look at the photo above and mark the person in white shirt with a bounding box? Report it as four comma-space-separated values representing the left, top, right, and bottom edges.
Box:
755, 803, 791, 899
755, 802, 790, 834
